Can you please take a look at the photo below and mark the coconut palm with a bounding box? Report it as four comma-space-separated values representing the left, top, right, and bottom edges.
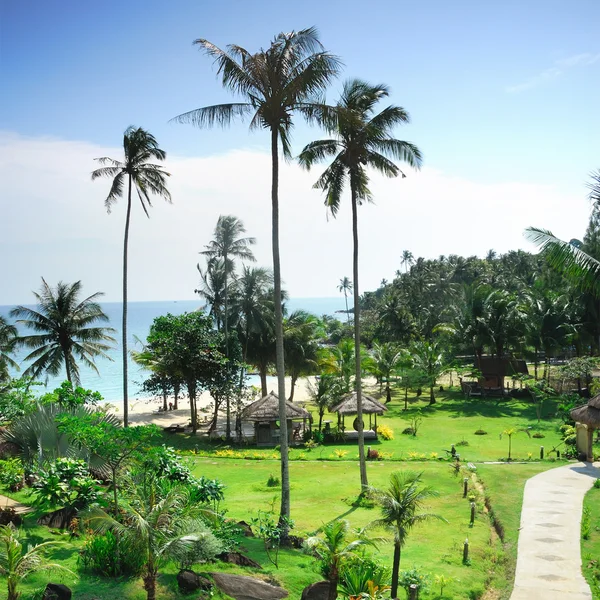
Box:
0, 523, 72, 600
401, 250, 414, 273
410, 340, 446, 405
201, 215, 256, 353
84, 472, 207, 600
10, 280, 115, 386
306, 374, 338, 433
174, 28, 340, 526
370, 342, 403, 403
195, 257, 227, 331
370, 471, 446, 599
0, 316, 18, 381
91, 126, 171, 427
298, 79, 422, 489
338, 277, 353, 322
306, 519, 375, 600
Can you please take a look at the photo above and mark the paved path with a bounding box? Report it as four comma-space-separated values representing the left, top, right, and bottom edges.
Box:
510, 462, 599, 600
0, 494, 32, 514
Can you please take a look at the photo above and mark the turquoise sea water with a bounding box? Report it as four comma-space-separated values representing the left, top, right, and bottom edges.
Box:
0, 297, 346, 402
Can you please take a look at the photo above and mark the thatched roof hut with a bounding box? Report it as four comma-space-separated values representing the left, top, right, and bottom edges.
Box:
331, 392, 388, 415
570, 394, 600, 460
242, 391, 310, 422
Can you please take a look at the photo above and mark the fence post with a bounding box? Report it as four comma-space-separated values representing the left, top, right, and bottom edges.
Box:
540, 446, 544, 460
463, 538, 469, 563
463, 477, 468, 498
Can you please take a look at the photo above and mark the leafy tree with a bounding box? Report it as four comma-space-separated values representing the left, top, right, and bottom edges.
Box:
410, 340, 447, 405
174, 27, 341, 527
370, 471, 445, 599
201, 215, 256, 354
84, 472, 208, 600
299, 79, 422, 490
369, 342, 403, 403
92, 127, 171, 426
0, 316, 18, 382
0, 523, 72, 600
40, 381, 102, 408
338, 277, 353, 322
10, 279, 115, 386
305, 519, 375, 600
0, 378, 38, 425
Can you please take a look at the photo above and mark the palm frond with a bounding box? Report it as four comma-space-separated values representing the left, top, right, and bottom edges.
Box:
171, 103, 253, 128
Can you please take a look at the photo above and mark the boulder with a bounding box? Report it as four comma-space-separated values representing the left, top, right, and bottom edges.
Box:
301, 581, 331, 600
38, 507, 75, 530
42, 583, 72, 600
237, 520, 254, 537
0, 508, 22, 527
217, 551, 262, 569
210, 572, 288, 600
176, 569, 212, 593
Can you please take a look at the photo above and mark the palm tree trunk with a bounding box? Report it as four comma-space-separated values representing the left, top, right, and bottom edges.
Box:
288, 373, 298, 402
226, 396, 231, 441
386, 381, 391, 404
259, 366, 268, 397
327, 570, 338, 600
344, 290, 350, 323
143, 570, 157, 600
271, 128, 290, 530
391, 541, 402, 599
188, 380, 197, 433
351, 184, 368, 490
429, 383, 435, 405
122, 176, 132, 427
62, 346, 73, 384
173, 381, 180, 410
111, 464, 119, 515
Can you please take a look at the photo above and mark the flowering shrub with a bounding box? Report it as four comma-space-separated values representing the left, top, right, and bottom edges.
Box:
377, 424, 394, 440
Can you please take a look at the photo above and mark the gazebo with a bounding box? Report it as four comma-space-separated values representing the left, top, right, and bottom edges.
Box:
571, 395, 600, 461
330, 392, 388, 440
241, 391, 310, 447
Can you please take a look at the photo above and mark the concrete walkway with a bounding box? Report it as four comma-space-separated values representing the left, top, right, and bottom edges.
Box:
510, 462, 599, 600
0, 494, 32, 514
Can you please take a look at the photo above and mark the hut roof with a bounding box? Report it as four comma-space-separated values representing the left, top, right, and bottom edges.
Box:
476, 357, 529, 378
330, 392, 388, 415
241, 391, 310, 422
571, 401, 600, 427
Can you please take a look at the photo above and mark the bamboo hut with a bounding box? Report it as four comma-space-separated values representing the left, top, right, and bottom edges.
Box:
330, 392, 387, 440
241, 391, 310, 446
571, 394, 600, 461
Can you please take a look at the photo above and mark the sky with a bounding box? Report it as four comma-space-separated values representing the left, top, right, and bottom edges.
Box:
1, 0, 599, 304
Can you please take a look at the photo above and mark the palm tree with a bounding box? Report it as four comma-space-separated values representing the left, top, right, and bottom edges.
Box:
201, 215, 256, 354
0, 523, 72, 600
370, 471, 446, 599
338, 277, 353, 322
401, 250, 414, 273
195, 258, 227, 331
84, 473, 206, 600
0, 316, 18, 381
410, 339, 446, 405
306, 374, 338, 433
91, 126, 171, 427
370, 342, 403, 403
299, 79, 422, 490
305, 519, 375, 600
10, 279, 115, 386
174, 28, 341, 525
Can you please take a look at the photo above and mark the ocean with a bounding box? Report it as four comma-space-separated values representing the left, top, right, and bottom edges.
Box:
0, 297, 346, 402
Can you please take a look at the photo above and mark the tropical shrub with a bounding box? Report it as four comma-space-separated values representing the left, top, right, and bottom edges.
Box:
0, 458, 24, 491
339, 556, 390, 598
178, 526, 223, 568
398, 566, 430, 596
376, 424, 394, 440
0, 379, 38, 425
79, 530, 145, 577
40, 381, 102, 408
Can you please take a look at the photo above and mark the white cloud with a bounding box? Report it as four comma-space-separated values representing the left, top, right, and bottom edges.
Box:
0, 132, 590, 305
506, 52, 600, 93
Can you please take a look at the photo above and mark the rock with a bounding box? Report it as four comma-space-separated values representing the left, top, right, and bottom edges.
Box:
217, 551, 262, 569
237, 520, 254, 537
288, 534, 305, 549
301, 581, 331, 600
176, 569, 212, 593
38, 507, 75, 530
42, 583, 72, 600
0, 508, 22, 527
210, 572, 288, 600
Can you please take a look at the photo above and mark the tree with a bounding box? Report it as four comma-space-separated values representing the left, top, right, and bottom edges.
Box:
174, 27, 340, 527
11, 279, 115, 386
338, 277, 353, 322
201, 215, 256, 355
370, 471, 446, 599
299, 79, 422, 490
195, 258, 227, 331
370, 342, 403, 403
0, 523, 72, 600
0, 316, 18, 382
306, 374, 338, 433
401, 250, 414, 273
410, 340, 447, 405
84, 472, 207, 600
91, 126, 171, 427
306, 520, 374, 600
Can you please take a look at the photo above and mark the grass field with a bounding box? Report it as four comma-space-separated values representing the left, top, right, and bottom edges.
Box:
581, 483, 600, 599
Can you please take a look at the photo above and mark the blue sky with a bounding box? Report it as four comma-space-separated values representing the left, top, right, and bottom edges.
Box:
1, 0, 599, 303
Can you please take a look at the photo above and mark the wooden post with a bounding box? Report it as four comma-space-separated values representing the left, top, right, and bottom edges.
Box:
463, 538, 469, 563
463, 477, 468, 498
409, 584, 418, 600
540, 446, 544, 460
470, 502, 476, 526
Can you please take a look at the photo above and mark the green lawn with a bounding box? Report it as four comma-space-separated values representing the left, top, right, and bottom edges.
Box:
581, 483, 600, 598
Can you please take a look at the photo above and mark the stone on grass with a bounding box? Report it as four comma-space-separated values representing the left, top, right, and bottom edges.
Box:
236, 520, 254, 536
210, 572, 288, 600
176, 569, 212, 593
301, 580, 331, 600
217, 551, 262, 569
42, 583, 72, 600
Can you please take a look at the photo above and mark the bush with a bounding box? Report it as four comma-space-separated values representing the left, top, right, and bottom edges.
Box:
398, 566, 430, 595
266, 474, 280, 487
532, 432, 545, 439
402, 427, 415, 435
594, 479, 600, 489
179, 527, 224, 568
79, 530, 145, 577
474, 429, 487, 435
377, 424, 394, 440
0, 457, 24, 491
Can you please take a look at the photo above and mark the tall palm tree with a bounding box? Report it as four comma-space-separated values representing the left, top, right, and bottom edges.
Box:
370, 342, 403, 403
338, 277, 353, 322
91, 126, 171, 427
299, 79, 422, 490
195, 258, 227, 331
0, 316, 18, 381
370, 471, 446, 599
410, 339, 446, 405
201, 215, 255, 354
174, 28, 341, 525
401, 250, 414, 273
10, 279, 115, 386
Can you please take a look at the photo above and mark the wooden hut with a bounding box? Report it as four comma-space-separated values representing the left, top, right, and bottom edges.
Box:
571, 394, 600, 461
330, 392, 387, 440
241, 391, 310, 446
476, 357, 529, 394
